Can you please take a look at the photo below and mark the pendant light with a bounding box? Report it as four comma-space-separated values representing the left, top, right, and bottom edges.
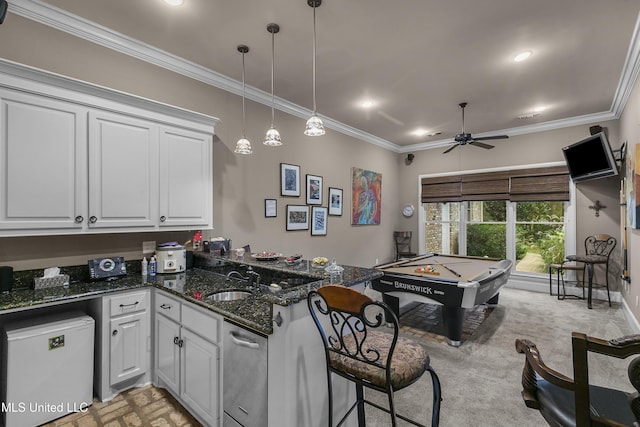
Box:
304, 0, 325, 136
264, 23, 282, 146
234, 45, 253, 154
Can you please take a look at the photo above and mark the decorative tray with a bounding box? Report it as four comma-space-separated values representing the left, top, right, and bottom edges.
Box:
251, 252, 283, 261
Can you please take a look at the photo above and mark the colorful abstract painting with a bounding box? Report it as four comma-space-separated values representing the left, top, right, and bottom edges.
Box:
351, 167, 382, 225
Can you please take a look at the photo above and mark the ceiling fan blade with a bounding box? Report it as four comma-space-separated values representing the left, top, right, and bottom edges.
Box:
472, 135, 509, 141
469, 141, 494, 149
443, 144, 459, 154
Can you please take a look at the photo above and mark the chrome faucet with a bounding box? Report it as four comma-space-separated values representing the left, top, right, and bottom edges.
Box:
226, 270, 248, 281
245, 267, 261, 289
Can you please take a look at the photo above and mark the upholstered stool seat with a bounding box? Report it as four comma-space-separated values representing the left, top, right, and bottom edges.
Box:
329, 330, 429, 389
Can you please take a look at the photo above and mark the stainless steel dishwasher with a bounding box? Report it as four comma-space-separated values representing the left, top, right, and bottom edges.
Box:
222, 320, 268, 427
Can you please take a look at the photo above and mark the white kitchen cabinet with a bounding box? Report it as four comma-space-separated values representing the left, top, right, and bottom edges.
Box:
0, 60, 217, 236
88, 111, 159, 229
0, 89, 87, 231
159, 126, 212, 228
154, 290, 220, 426
89, 289, 151, 402
109, 310, 148, 385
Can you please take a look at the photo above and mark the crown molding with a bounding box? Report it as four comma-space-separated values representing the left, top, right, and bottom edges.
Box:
8, 0, 640, 154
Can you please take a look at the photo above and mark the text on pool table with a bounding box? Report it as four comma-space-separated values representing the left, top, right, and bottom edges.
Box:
379, 279, 445, 296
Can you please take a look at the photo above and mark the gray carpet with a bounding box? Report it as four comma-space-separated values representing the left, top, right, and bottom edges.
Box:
361, 287, 634, 426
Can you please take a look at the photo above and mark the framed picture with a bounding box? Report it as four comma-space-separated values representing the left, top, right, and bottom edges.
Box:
306, 174, 323, 205
328, 187, 343, 216
286, 205, 309, 230
311, 206, 328, 236
265, 199, 277, 217
351, 167, 382, 225
281, 163, 301, 197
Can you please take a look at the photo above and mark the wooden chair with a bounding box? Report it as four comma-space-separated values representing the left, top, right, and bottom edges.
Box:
515, 333, 640, 426
565, 234, 616, 308
394, 231, 417, 261
308, 285, 442, 427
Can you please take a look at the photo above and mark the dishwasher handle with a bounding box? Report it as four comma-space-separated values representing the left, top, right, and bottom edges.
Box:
229, 331, 260, 349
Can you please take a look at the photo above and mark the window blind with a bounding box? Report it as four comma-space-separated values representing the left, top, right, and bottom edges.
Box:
421, 166, 569, 203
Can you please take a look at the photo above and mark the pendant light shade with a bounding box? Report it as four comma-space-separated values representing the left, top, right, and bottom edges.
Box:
304, 0, 325, 136
264, 23, 283, 147
234, 45, 253, 154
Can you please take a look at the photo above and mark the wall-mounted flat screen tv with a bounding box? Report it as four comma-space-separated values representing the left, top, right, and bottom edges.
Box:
562, 132, 618, 183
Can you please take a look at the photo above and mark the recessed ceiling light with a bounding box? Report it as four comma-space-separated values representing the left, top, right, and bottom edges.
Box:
163, 0, 184, 6
514, 50, 533, 62
359, 99, 377, 109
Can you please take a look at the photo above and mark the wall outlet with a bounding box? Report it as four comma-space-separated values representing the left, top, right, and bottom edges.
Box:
636, 295, 639, 307
143, 241, 156, 255
375, 258, 379, 265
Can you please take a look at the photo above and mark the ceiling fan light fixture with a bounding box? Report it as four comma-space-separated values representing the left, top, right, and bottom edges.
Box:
264, 23, 283, 147
304, 0, 325, 137
234, 45, 252, 155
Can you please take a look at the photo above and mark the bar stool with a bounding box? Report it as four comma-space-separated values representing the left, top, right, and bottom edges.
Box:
548, 262, 584, 300
565, 234, 616, 309
308, 285, 441, 427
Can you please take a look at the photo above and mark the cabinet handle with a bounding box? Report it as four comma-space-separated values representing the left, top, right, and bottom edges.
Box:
89, 216, 97, 223
160, 216, 166, 222
174, 336, 179, 345
160, 303, 172, 310
119, 301, 139, 308
112, 330, 118, 336
178, 339, 184, 348
75, 215, 84, 223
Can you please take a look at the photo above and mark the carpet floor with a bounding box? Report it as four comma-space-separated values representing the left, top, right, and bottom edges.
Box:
44, 287, 635, 427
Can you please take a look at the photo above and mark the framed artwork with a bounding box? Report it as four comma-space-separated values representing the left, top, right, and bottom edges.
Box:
281, 163, 301, 197
306, 174, 323, 205
351, 167, 382, 225
265, 199, 277, 217
311, 206, 328, 236
286, 205, 309, 230
328, 187, 343, 216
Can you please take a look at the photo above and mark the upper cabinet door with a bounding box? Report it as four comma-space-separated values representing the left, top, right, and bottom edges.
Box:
159, 126, 212, 228
88, 111, 159, 229
0, 90, 87, 231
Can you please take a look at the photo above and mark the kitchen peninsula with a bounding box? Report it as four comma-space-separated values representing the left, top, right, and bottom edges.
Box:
0, 254, 382, 427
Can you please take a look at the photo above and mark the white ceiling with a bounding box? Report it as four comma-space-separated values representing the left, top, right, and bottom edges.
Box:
9, 0, 640, 153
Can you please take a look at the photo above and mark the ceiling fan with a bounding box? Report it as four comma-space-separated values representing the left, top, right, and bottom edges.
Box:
443, 102, 509, 154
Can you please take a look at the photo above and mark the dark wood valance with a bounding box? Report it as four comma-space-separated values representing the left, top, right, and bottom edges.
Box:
421, 165, 569, 203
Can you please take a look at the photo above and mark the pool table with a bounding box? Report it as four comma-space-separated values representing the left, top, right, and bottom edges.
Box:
372, 253, 513, 346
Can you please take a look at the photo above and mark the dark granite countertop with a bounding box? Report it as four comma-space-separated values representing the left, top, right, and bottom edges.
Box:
0, 254, 382, 336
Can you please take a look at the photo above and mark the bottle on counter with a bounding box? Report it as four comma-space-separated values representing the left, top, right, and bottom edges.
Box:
149, 256, 157, 276
141, 257, 148, 276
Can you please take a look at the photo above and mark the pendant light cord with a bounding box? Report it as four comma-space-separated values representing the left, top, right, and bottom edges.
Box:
271, 30, 275, 126
242, 51, 246, 138
312, 3, 318, 114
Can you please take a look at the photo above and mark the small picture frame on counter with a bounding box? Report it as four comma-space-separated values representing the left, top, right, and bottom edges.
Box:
265, 199, 277, 217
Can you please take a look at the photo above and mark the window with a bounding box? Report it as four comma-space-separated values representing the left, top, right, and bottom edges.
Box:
420, 164, 571, 277
423, 200, 568, 277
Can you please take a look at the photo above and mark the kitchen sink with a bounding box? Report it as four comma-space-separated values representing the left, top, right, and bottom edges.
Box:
207, 290, 252, 302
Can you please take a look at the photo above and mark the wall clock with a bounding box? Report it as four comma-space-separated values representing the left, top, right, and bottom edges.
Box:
402, 204, 415, 217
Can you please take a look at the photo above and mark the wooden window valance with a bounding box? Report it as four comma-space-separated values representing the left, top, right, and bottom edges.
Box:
421, 166, 569, 203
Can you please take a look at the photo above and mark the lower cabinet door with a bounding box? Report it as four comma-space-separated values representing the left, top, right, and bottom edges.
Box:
155, 314, 181, 393
110, 311, 147, 385
180, 328, 219, 426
